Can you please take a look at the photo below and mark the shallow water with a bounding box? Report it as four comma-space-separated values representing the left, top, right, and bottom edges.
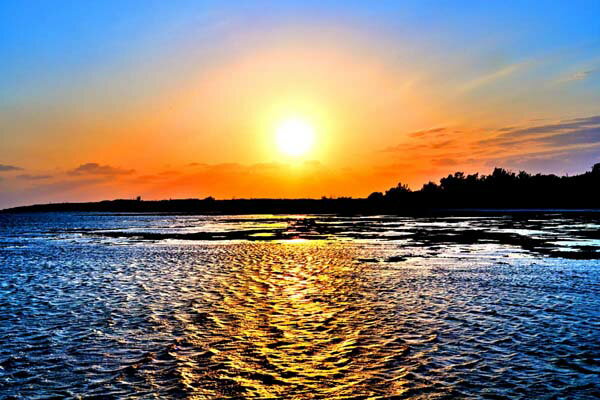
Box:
0, 213, 599, 399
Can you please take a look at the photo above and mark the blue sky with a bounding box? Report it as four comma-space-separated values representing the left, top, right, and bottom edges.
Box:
2, 1, 598, 91
0, 1, 599, 207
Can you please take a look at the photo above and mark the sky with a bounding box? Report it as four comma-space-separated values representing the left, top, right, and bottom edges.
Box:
1, 1, 600, 208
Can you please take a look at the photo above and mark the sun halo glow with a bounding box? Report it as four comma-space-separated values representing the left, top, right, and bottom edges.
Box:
275, 118, 316, 157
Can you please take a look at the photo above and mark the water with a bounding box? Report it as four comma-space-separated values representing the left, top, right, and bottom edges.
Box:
0, 213, 599, 399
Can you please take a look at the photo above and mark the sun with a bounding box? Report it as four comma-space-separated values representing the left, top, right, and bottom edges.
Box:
275, 118, 316, 157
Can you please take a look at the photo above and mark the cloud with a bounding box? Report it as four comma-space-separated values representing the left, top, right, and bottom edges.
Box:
383, 138, 454, 153
129, 175, 158, 184
68, 163, 134, 176
558, 68, 598, 83
432, 158, 476, 166
535, 127, 600, 147
0, 164, 23, 172
408, 127, 446, 138
480, 114, 600, 147
497, 127, 515, 132
484, 145, 600, 175
381, 125, 457, 153
510, 115, 600, 137
377, 114, 600, 189
460, 62, 525, 92
432, 158, 459, 166
430, 140, 453, 149
157, 170, 180, 176
17, 174, 52, 180
129, 171, 181, 184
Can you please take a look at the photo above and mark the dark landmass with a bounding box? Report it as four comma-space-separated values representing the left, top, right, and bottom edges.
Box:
3, 163, 600, 214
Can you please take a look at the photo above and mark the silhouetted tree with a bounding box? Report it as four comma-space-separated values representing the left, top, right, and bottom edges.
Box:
517, 171, 531, 180
421, 181, 441, 193
372, 162, 600, 208
384, 182, 411, 200
368, 191, 384, 200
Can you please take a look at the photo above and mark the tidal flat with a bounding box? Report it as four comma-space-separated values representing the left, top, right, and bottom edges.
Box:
1, 213, 599, 399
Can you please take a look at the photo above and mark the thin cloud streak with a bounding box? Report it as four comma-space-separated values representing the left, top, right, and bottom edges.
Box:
556, 67, 598, 83
459, 62, 526, 93
68, 163, 135, 176
480, 115, 600, 146
0, 164, 23, 172
17, 174, 52, 180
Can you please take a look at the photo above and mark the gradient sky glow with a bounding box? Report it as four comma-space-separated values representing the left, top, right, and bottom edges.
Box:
1, 1, 600, 208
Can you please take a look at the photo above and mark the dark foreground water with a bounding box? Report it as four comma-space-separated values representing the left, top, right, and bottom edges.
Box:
0, 213, 599, 399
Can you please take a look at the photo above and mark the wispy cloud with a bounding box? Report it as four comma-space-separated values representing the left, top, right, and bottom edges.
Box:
68, 163, 134, 176
557, 67, 598, 83
459, 62, 525, 93
407, 127, 446, 138
480, 114, 600, 147
382, 127, 451, 152
484, 145, 600, 175
0, 164, 23, 172
16, 174, 52, 180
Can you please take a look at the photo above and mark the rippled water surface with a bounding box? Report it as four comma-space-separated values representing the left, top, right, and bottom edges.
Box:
1, 213, 599, 399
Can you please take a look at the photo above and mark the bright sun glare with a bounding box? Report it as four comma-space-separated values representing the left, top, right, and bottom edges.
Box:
275, 118, 315, 157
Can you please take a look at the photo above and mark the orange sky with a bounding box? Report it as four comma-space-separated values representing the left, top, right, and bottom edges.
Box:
1, 2, 600, 208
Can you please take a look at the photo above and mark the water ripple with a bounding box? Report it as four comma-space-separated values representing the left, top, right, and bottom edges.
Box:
0, 214, 599, 398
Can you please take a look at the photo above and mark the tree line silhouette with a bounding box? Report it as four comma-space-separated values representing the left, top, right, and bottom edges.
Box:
3, 163, 600, 213
368, 163, 600, 209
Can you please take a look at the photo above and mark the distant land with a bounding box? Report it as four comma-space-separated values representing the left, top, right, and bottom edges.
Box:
3, 164, 600, 214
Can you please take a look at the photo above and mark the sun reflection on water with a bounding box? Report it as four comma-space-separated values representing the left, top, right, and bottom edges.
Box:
166, 241, 410, 398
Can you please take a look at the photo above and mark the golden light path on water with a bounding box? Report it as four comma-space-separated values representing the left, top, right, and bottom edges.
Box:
165, 241, 413, 398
